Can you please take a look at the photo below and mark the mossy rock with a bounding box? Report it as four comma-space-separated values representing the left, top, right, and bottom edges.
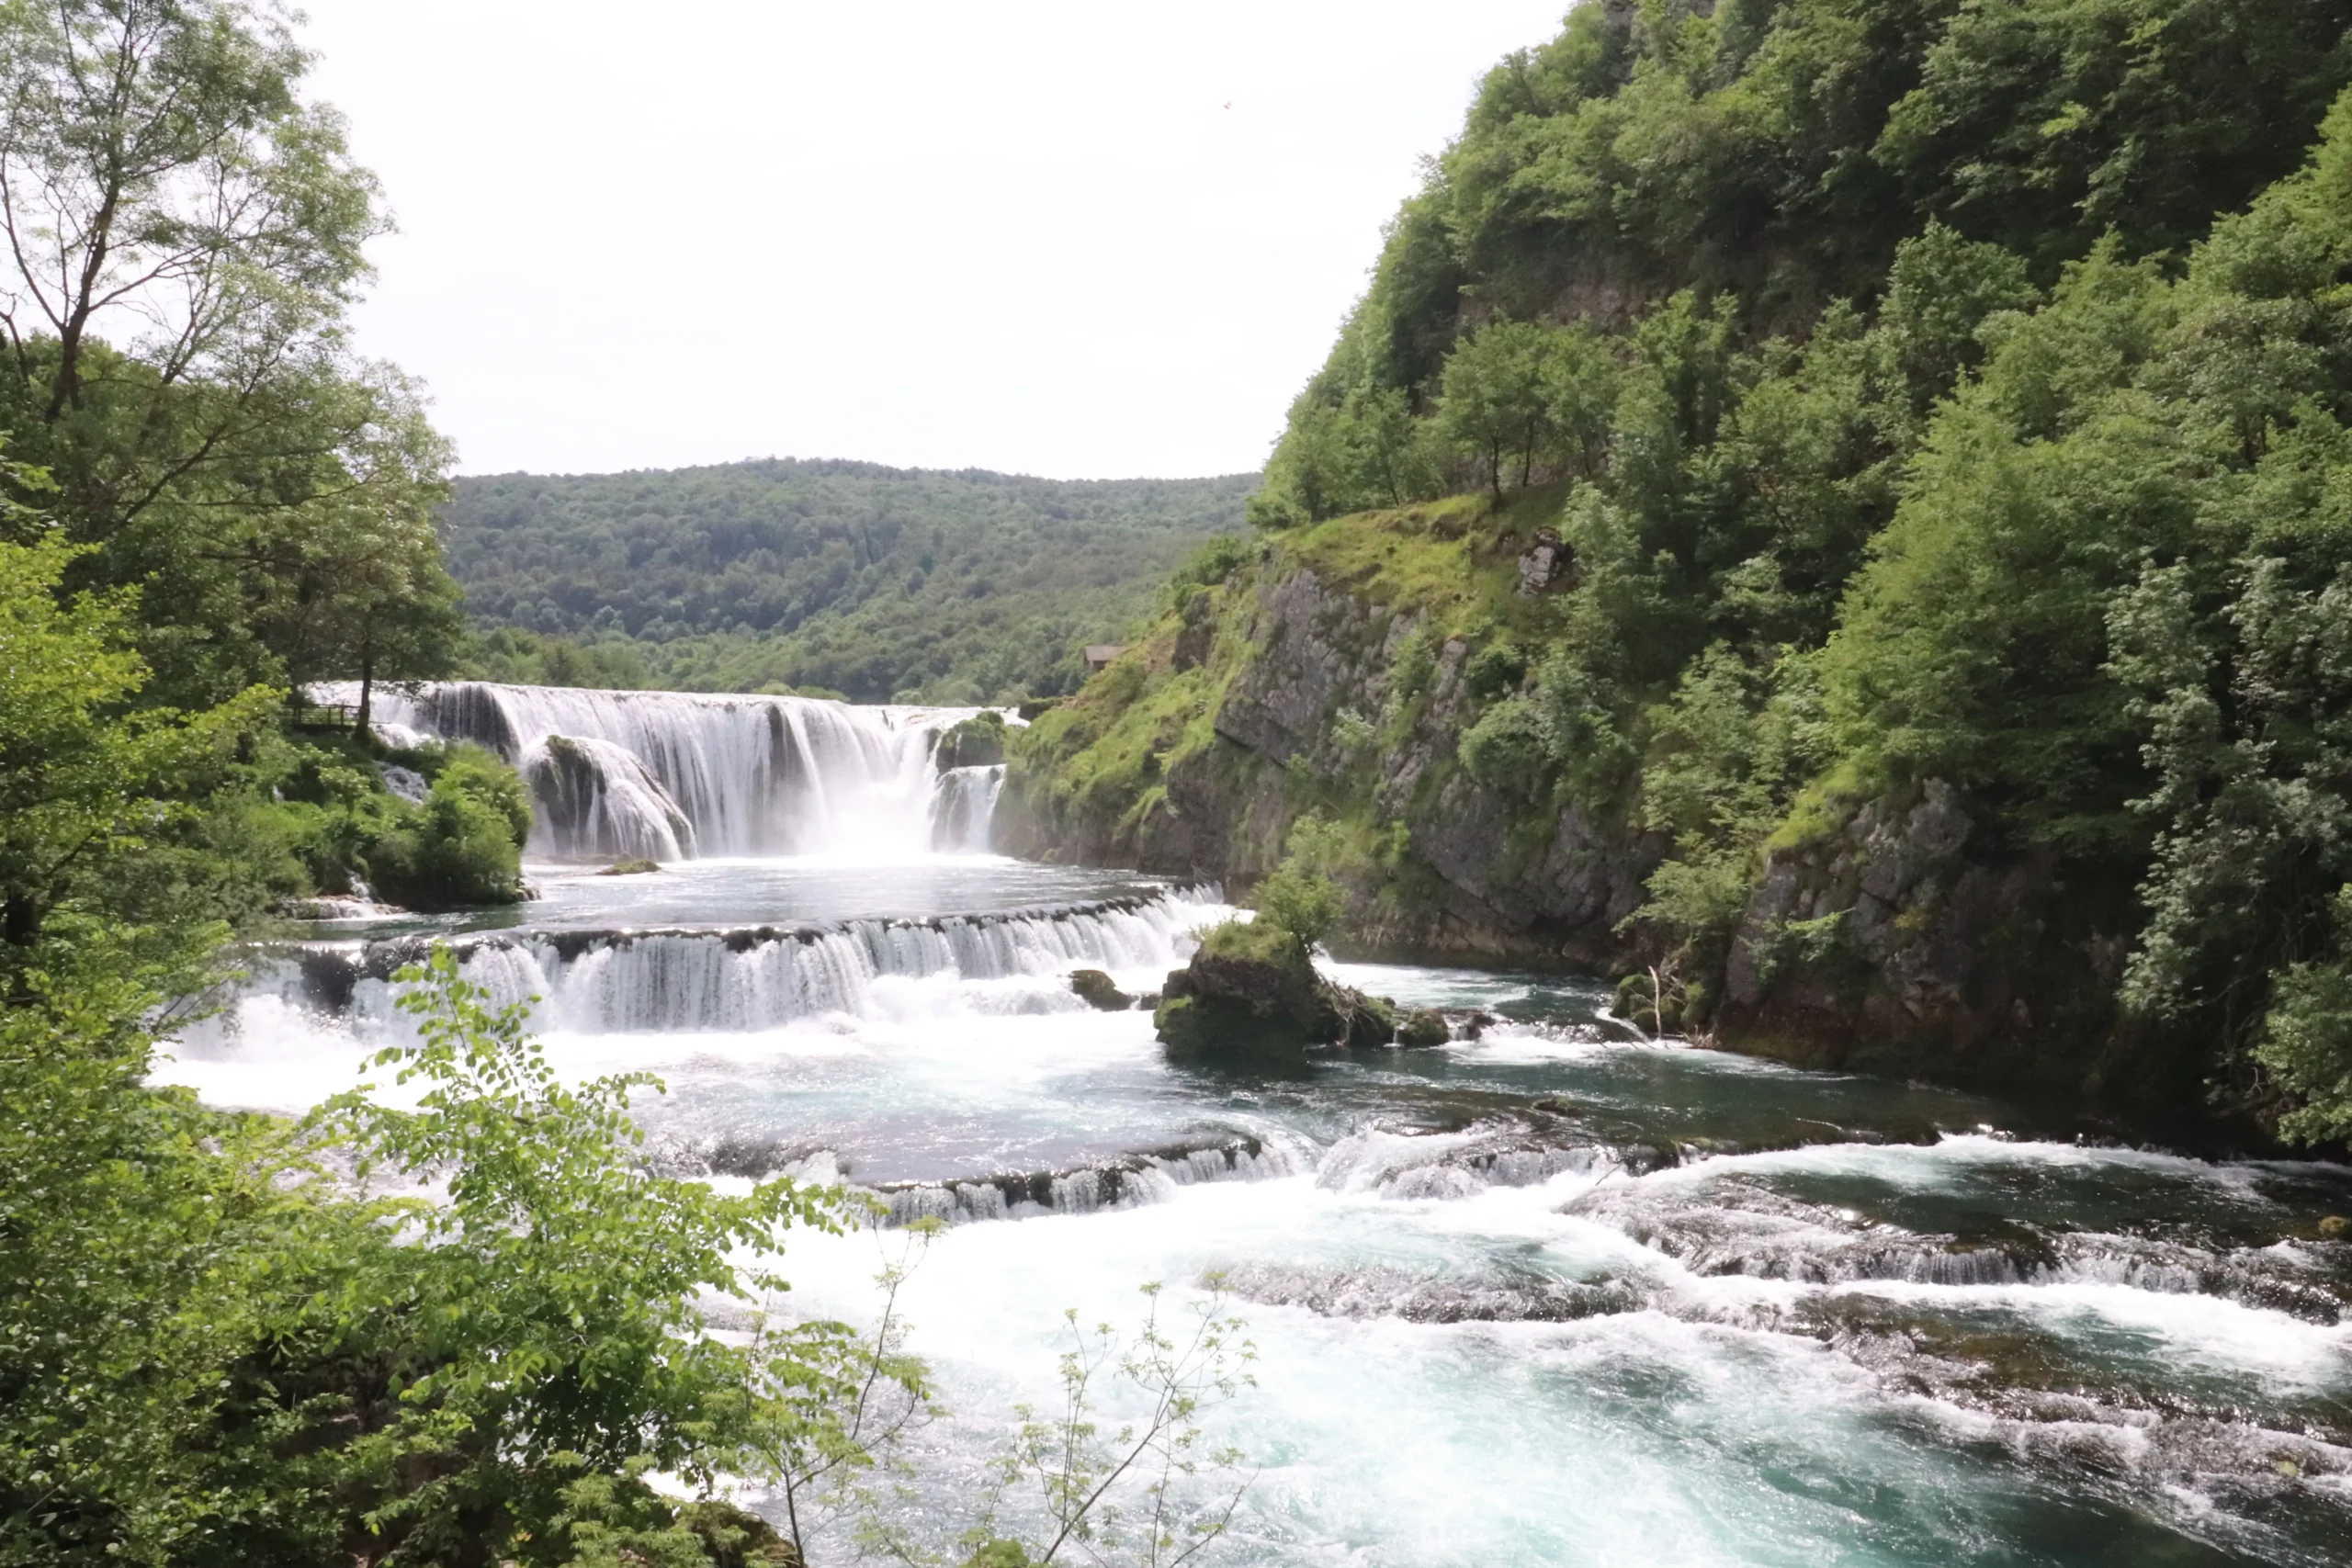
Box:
935, 710, 1009, 768
1613, 972, 1684, 1034
597, 856, 662, 875
1155, 920, 1390, 1059
1397, 1009, 1450, 1048
1069, 967, 1135, 1010
962, 1542, 1036, 1568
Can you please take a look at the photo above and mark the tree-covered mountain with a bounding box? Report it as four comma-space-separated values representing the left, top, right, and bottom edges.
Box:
1006, 0, 2352, 1146
438, 461, 1256, 702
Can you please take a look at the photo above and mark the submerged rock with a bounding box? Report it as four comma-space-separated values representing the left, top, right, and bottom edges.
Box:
1154, 920, 1395, 1058
1069, 967, 1134, 1010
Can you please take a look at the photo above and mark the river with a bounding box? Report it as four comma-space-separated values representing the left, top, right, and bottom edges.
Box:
160, 682, 2351, 1566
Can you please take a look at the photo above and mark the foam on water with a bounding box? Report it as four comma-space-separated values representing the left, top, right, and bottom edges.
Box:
171, 834, 2352, 1563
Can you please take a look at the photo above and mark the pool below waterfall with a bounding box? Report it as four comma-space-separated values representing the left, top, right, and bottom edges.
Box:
162, 685, 2352, 1566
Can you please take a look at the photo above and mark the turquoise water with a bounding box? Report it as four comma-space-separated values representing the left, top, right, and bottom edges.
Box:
169, 855, 2352, 1565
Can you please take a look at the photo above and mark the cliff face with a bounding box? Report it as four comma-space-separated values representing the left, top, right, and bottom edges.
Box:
1001, 507, 2219, 1134
998, 499, 1664, 966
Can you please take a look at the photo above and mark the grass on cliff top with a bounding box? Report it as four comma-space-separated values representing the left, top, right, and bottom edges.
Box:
1287, 485, 1571, 641
1012, 571, 1255, 836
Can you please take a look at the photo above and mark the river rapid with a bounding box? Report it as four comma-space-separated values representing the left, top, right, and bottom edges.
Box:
161, 683, 2352, 1566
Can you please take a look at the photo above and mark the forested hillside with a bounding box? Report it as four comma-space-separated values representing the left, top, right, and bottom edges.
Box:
1006, 0, 2352, 1145
440, 462, 1255, 702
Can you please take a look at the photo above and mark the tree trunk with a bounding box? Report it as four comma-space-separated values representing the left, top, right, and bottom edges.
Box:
5, 890, 43, 951
355, 634, 376, 742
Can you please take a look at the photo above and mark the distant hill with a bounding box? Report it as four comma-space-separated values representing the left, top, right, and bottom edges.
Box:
439, 459, 1257, 702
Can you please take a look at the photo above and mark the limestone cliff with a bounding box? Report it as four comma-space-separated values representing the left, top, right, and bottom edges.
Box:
997, 492, 1661, 965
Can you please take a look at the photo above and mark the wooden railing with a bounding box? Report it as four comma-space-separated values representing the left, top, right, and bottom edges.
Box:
288, 702, 356, 730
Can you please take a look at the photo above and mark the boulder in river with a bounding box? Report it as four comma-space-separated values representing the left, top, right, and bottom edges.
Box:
1397, 1009, 1450, 1048
1069, 967, 1135, 1010
1154, 919, 1395, 1058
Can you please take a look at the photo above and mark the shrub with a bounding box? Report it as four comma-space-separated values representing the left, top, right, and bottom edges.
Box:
1389, 629, 1439, 701
366, 748, 533, 910
1457, 695, 1550, 795
935, 709, 1009, 768
1170, 533, 1250, 592
1464, 641, 1528, 700
1250, 862, 1343, 951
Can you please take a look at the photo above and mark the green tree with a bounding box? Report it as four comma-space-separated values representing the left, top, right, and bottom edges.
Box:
363, 749, 533, 910
1434, 318, 1555, 498
0, 0, 459, 709
0, 525, 272, 959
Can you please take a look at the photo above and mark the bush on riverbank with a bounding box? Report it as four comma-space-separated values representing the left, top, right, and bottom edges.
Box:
363, 747, 534, 909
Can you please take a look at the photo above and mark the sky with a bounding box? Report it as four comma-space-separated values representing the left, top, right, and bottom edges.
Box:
295, 0, 1570, 480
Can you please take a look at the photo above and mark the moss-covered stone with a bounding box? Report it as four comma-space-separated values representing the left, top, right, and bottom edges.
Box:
934, 709, 1008, 768
1398, 1009, 1450, 1047
674, 1499, 804, 1566
1069, 967, 1134, 1010
597, 856, 662, 875
1154, 919, 1394, 1060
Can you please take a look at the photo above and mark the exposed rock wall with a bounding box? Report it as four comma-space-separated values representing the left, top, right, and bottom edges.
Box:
1001, 562, 1663, 965
1711, 781, 2219, 1130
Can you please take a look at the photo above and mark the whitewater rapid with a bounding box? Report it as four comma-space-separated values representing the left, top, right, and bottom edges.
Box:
167, 687, 2351, 1565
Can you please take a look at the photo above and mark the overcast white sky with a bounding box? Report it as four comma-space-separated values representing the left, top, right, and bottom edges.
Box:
294, 1, 1568, 479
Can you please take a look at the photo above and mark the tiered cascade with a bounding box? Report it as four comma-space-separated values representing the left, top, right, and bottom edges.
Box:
325, 681, 1001, 859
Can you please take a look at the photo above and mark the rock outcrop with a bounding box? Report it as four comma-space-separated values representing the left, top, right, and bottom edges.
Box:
1713, 779, 2191, 1123
1153, 923, 1394, 1060
1001, 558, 1663, 965
1068, 967, 1135, 1011
1001, 513, 2183, 1127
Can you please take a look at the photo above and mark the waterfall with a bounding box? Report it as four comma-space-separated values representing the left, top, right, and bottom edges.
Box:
278, 886, 1221, 1034
320, 680, 1007, 860
929, 764, 1003, 853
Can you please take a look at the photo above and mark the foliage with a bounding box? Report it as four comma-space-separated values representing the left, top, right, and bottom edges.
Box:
1433, 319, 1618, 498
363, 748, 534, 910
1456, 695, 1550, 796
959, 1286, 1254, 1568
0, 525, 279, 964
1245, 817, 1349, 951
0, 928, 358, 1567
298, 949, 850, 1562
936, 710, 1010, 769
0, 0, 459, 712
440, 462, 1254, 703
757, 1224, 938, 1562
2253, 889, 2352, 1145
1, 919, 859, 1568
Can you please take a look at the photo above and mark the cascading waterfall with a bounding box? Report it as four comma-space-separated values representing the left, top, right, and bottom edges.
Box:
319, 680, 1004, 859
276, 887, 1218, 1035
928, 764, 1003, 853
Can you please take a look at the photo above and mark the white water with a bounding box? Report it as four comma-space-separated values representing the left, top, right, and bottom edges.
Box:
323, 680, 1001, 860
168, 692, 2352, 1565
